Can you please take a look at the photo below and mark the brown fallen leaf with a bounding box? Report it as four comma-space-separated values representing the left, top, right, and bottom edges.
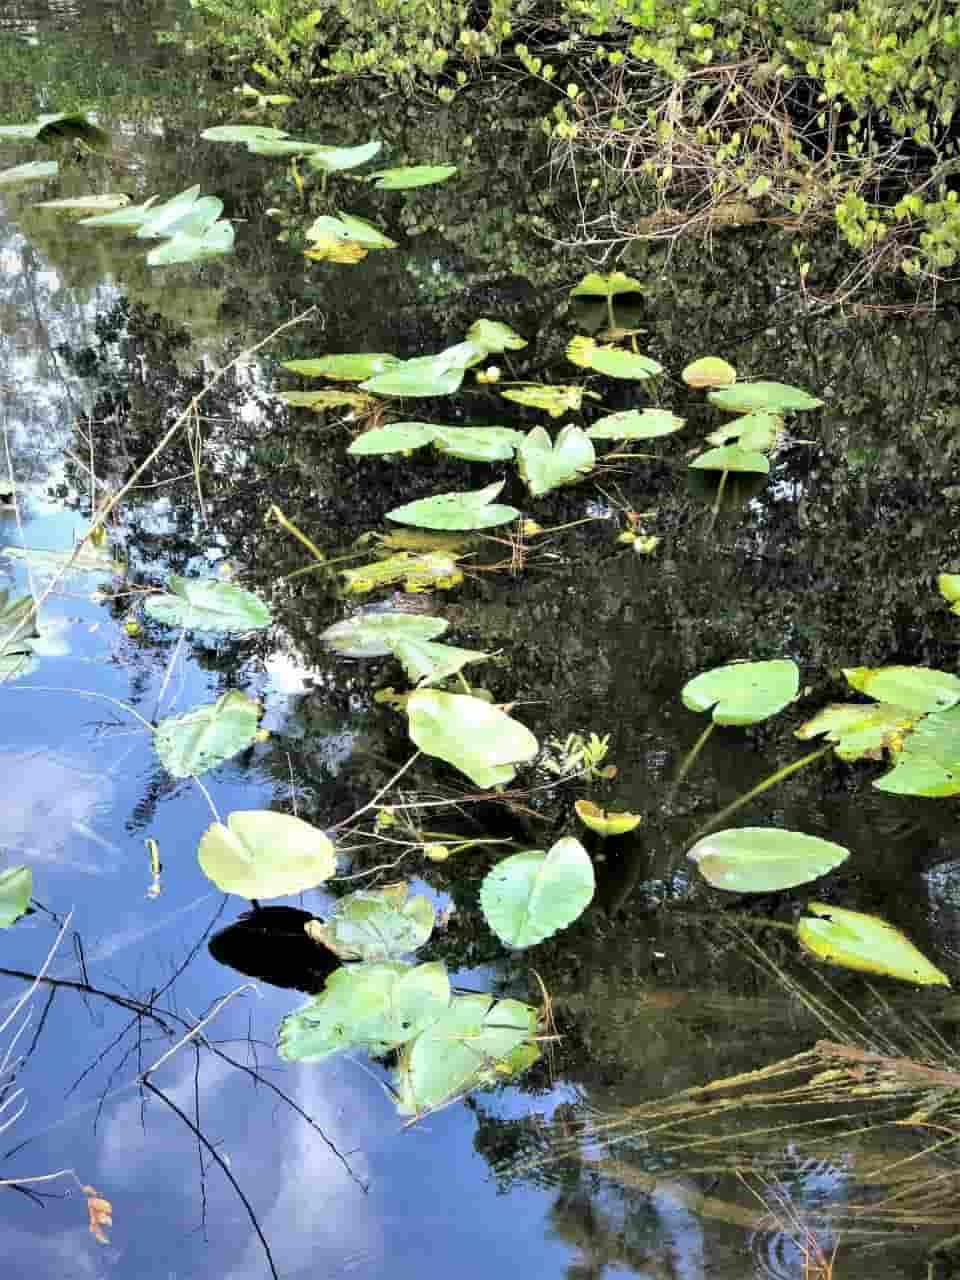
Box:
81, 1184, 113, 1245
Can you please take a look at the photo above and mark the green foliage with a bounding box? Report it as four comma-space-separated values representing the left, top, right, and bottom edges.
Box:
144, 576, 272, 633
687, 827, 850, 893
305, 884, 435, 960
479, 837, 595, 948
797, 903, 950, 986
0, 867, 32, 929
154, 691, 261, 778
198, 810, 336, 897
682, 660, 800, 726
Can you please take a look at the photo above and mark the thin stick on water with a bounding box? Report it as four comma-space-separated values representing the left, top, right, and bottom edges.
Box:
332, 752, 422, 831
0, 307, 317, 678
141, 985, 255, 1080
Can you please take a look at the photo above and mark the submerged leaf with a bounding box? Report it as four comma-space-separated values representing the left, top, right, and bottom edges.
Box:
155, 691, 260, 778
144, 576, 271, 633
843, 665, 960, 715
586, 409, 685, 440
305, 883, 434, 960
707, 381, 823, 413
795, 702, 921, 761
518, 425, 595, 496
574, 799, 641, 836
369, 164, 457, 189
480, 837, 595, 947
798, 903, 950, 986
682, 659, 799, 726
0, 866, 32, 928
687, 827, 849, 892
339, 551, 463, 594
198, 810, 335, 898
407, 688, 538, 787
321, 612, 448, 658
304, 234, 368, 264
278, 961, 450, 1062
278, 389, 375, 412
386, 481, 519, 531
682, 357, 737, 389
396, 993, 538, 1116
500, 384, 587, 418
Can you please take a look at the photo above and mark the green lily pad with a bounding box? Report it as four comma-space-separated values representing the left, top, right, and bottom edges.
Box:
569, 271, 643, 299
705, 412, 782, 452
79, 196, 161, 227
362, 343, 485, 398
305, 883, 435, 960
433, 426, 526, 462
480, 837, 594, 948
872, 705, 960, 796
586, 409, 685, 440
33, 193, 131, 214
574, 799, 641, 836
465, 319, 527, 353
305, 212, 397, 249
340, 551, 463, 595
797, 903, 950, 986
200, 124, 291, 143
500, 384, 588, 418
707, 381, 823, 413
938, 573, 960, 614
198, 810, 336, 898
682, 357, 737, 389
321, 612, 448, 657
566, 336, 662, 380
386, 481, 520, 531
146, 220, 234, 266
518, 425, 595, 497
283, 353, 400, 381
144, 576, 272, 633
687, 827, 849, 892
407, 688, 538, 787
795, 702, 921, 761
155, 691, 260, 778
348, 422, 439, 454
682, 659, 799, 726
306, 140, 382, 173
278, 960, 451, 1062
396, 993, 538, 1116
0, 160, 58, 187
0, 866, 32, 928
390, 637, 490, 687
843, 665, 960, 714
369, 164, 457, 189
689, 445, 770, 474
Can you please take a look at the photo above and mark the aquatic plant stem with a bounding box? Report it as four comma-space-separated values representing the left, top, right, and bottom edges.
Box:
670, 721, 715, 799
0, 307, 317, 677
4, 685, 155, 731
267, 503, 327, 565
332, 751, 422, 831
687, 744, 833, 844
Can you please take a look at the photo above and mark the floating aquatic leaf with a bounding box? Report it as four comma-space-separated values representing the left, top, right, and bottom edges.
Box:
843, 665, 960, 715
79, 196, 161, 227
0, 160, 58, 187
0, 590, 36, 653
339, 551, 463, 594
708, 381, 823, 413
518, 425, 595, 496
586, 409, 685, 440
682, 659, 799, 726
305, 883, 435, 960
569, 271, 643, 299
465, 319, 527, 353
407, 688, 538, 787
33, 193, 130, 214
390, 637, 489, 687
321, 612, 448, 658
246, 137, 325, 156
705, 412, 782, 452
872, 705, 960, 796
198, 810, 335, 898
361, 343, 484, 398
278, 389, 375, 411
305, 212, 396, 249
480, 837, 595, 947
128, 186, 203, 238
283, 353, 400, 381
566, 336, 662, 380
797, 903, 950, 986
574, 800, 641, 836
307, 140, 382, 173
938, 573, 960, 615
690, 444, 770, 474
144, 576, 271, 633
500, 384, 587, 418
304, 234, 368, 264
348, 422, 439, 455
682, 357, 737, 389
278, 961, 450, 1062
155, 691, 261, 778
369, 164, 458, 189
433, 426, 526, 462
146, 219, 234, 266
795, 702, 921, 762
0, 866, 32, 929
386, 481, 520, 531
687, 827, 849, 892
201, 124, 291, 143
396, 993, 538, 1116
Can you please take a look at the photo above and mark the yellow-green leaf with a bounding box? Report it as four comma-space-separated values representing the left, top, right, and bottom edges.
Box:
574, 799, 641, 836
797, 903, 950, 986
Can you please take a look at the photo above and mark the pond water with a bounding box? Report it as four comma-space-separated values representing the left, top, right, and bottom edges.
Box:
3, 3, 960, 1278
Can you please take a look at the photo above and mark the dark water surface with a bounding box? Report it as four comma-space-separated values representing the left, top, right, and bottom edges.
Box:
3, 3, 960, 1277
